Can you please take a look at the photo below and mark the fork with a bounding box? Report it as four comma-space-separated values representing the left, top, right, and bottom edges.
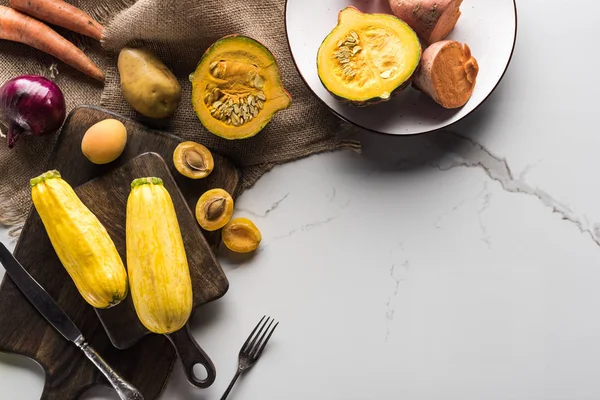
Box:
220, 316, 279, 400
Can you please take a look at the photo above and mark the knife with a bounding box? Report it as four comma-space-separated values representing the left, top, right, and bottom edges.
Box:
0, 243, 144, 400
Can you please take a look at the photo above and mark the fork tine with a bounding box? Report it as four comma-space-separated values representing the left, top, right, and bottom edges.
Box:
241, 315, 266, 353
252, 321, 279, 359
250, 318, 274, 357
245, 316, 271, 354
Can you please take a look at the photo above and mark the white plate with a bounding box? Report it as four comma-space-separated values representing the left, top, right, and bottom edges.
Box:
285, 0, 517, 135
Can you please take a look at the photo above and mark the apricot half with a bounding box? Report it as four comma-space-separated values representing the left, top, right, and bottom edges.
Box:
195, 188, 234, 231
173, 141, 214, 179
222, 218, 262, 253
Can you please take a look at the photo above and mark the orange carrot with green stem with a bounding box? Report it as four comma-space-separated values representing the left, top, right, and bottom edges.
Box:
0, 6, 104, 81
10, 0, 104, 41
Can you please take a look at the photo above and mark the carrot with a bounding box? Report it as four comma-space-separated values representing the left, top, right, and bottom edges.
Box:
10, 0, 104, 41
413, 40, 479, 109
389, 0, 463, 44
0, 6, 104, 81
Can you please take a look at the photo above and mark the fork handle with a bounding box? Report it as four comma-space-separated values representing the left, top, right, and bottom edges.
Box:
220, 369, 242, 400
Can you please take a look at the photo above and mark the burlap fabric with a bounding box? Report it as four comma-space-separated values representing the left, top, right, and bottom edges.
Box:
0, 0, 359, 236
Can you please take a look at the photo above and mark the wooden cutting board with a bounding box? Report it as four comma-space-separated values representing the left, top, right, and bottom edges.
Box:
0, 106, 241, 400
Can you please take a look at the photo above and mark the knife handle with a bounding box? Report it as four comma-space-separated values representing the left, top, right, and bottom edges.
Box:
78, 339, 145, 400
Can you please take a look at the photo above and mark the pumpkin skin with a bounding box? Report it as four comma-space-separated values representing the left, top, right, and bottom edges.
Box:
190, 35, 292, 140
317, 7, 421, 106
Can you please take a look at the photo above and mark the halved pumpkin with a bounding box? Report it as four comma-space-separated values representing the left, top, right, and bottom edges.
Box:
317, 7, 421, 105
190, 35, 292, 140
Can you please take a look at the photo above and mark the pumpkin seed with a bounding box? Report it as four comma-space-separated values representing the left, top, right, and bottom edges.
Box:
247, 94, 255, 105
337, 39, 345, 47
350, 31, 359, 41
233, 104, 240, 114
352, 46, 362, 55
345, 36, 356, 43
209, 61, 219, 71
256, 92, 266, 101
253, 75, 265, 89
256, 100, 264, 109
380, 70, 393, 79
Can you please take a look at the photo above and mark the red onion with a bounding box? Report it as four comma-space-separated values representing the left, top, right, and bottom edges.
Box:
0, 75, 66, 148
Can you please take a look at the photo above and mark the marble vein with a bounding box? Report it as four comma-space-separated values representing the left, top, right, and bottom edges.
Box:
476, 183, 492, 249
237, 193, 289, 218
385, 243, 409, 342
273, 216, 338, 241
301, 216, 337, 232
329, 188, 337, 202
434, 197, 468, 229
434, 132, 600, 247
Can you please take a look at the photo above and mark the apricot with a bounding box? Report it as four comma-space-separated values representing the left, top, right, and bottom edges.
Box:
222, 218, 262, 253
81, 119, 127, 164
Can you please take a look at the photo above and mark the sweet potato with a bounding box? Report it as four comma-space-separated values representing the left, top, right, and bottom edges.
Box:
10, 0, 104, 41
389, 0, 462, 44
413, 40, 479, 109
0, 6, 104, 81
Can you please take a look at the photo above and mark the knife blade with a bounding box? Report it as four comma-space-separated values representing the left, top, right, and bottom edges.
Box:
0, 242, 81, 342
0, 243, 144, 400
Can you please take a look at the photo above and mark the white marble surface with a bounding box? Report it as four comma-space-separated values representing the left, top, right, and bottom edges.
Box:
4, 0, 600, 399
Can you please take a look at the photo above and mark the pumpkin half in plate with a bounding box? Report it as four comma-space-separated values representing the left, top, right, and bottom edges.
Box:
317, 7, 421, 106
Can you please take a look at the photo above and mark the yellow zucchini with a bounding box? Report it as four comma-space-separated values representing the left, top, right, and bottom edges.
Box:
126, 177, 193, 334
30, 170, 128, 309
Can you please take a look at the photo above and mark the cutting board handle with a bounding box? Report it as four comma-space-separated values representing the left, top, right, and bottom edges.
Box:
166, 324, 216, 389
